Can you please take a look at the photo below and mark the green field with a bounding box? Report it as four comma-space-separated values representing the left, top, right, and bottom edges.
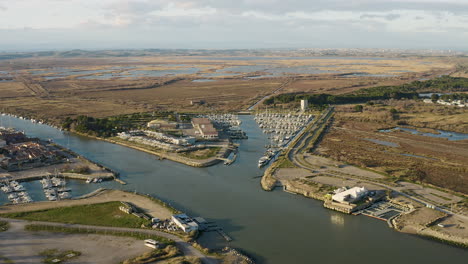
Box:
0, 202, 150, 228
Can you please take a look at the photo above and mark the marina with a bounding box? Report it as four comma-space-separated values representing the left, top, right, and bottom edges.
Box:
40, 173, 72, 201
0, 114, 467, 264
254, 112, 313, 167
0, 180, 32, 204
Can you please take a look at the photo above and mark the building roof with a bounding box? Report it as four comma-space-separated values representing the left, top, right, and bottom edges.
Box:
191, 118, 212, 125
332, 186, 368, 202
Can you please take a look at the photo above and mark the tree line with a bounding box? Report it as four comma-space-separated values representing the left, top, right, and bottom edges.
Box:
264, 76, 468, 106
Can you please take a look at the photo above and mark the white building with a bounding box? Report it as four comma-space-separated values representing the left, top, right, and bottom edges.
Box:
171, 214, 199, 233
300, 99, 308, 111
332, 187, 368, 203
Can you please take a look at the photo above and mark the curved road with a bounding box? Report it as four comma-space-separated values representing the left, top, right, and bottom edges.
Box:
0, 217, 219, 264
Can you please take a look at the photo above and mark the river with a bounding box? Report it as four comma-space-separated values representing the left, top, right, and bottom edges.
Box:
0, 115, 467, 264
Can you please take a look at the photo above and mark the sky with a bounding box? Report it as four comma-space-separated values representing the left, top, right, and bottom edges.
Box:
0, 0, 468, 51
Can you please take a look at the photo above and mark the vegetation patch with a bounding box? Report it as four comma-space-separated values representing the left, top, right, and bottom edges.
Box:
39, 249, 81, 264
1, 202, 150, 228
0, 253, 14, 264
25, 224, 174, 245
122, 245, 180, 264
276, 156, 296, 168
265, 76, 468, 106
178, 147, 221, 160
0, 221, 9, 232
62, 112, 182, 137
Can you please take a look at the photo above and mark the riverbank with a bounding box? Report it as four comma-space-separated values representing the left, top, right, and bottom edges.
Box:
0, 188, 251, 263
268, 175, 468, 248
72, 131, 232, 168
1, 112, 232, 168
2, 111, 467, 263
0, 154, 119, 184
0, 189, 176, 219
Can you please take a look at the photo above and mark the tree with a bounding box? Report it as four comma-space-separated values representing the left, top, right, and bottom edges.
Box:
431, 93, 439, 103
354, 105, 364, 112
407, 168, 427, 183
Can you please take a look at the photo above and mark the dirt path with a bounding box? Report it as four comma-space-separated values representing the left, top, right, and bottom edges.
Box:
0, 189, 173, 219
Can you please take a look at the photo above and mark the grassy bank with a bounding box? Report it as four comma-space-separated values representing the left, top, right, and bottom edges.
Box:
1, 202, 150, 228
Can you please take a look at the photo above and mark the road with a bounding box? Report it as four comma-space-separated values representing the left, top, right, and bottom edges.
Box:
283, 107, 468, 221
0, 217, 219, 264
287, 106, 334, 167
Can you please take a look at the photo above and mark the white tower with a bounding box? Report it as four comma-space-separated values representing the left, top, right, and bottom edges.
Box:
300, 99, 308, 111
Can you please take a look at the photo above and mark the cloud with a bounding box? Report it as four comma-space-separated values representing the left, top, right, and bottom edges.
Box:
0, 0, 468, 50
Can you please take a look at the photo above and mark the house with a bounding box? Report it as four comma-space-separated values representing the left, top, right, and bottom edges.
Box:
171, 214, 199, 233
0, 139, 6, 148
332, 187, 368, 203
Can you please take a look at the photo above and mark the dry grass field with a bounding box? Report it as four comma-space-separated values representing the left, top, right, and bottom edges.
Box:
0, 54, 458, 124
317, 103, 468, 194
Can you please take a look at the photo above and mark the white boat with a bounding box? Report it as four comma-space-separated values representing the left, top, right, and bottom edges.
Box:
22, 196, 33, 203
40, 178, 52, 189
59, 192, 71, 199
1, 186, 13, 193
57, 187, 71, 192
51, 177, 65, 187
12, 185, 25, 191
258, 156, 270, 168
86, 178, 92, 184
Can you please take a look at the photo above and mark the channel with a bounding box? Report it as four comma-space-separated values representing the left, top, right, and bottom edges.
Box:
1, 115, 467, 264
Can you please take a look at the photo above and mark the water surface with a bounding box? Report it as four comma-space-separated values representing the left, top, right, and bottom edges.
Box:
0, 115, 467, 264
380, 127, 468, 141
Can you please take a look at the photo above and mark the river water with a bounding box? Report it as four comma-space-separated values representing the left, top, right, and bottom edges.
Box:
0, 115, 467, 264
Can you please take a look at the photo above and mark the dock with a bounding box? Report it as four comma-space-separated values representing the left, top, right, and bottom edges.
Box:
196, 218, 233, 242
223, 151, 238, 165
217, 229, 233, 242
